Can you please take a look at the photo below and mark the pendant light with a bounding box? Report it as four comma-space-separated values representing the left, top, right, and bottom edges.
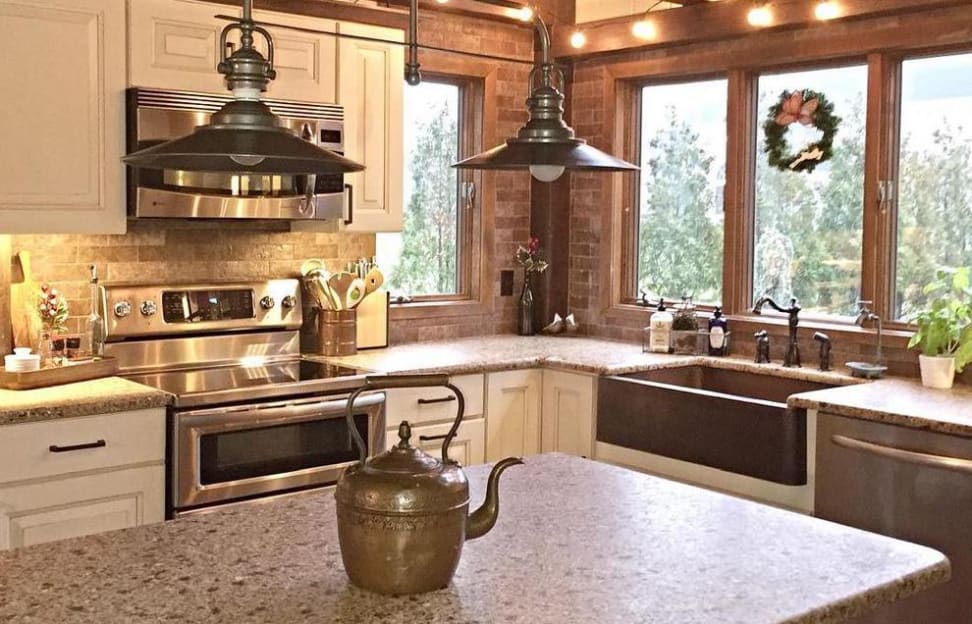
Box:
122, 0, 363, 174
453, 12, 638, 182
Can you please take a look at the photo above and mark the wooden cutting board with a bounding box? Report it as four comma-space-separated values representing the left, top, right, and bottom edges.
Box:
10, 251, 42, 350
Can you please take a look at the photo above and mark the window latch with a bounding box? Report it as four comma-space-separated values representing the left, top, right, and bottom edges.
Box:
877, 180, 895, 214
461, 181, 476, 210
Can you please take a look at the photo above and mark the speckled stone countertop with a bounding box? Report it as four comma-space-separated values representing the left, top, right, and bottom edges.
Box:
791, 377, 972, 437
0, 454, 948, 624
320, 334, 860, 385
0, 377, 170, 426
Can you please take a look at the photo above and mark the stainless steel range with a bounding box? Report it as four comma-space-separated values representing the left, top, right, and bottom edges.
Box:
102, 279, 383, 518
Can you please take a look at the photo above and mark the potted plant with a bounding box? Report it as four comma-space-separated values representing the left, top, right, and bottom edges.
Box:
671, 297, 700, 355
908, 267, 972, 389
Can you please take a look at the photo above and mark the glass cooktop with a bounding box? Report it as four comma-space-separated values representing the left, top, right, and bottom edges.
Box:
124, 358, 368, 408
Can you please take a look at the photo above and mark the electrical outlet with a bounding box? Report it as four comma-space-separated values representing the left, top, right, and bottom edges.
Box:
500, 270, 514, 296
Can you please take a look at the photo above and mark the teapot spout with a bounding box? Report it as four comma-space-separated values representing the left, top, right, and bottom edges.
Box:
465, 457, 523, 541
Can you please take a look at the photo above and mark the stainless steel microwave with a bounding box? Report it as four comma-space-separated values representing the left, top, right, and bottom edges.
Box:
126, 88, 349, 221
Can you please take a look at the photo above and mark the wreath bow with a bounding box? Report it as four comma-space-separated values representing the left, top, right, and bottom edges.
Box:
775, 91, 819, 127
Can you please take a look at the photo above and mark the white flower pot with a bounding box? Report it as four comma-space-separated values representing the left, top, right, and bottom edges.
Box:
919, 354, 956, 390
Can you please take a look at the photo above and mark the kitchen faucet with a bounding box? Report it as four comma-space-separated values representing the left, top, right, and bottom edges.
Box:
753, 296, 802, 367
846, 301, 888, 379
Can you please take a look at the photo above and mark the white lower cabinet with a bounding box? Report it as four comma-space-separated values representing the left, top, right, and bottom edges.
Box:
0, 408, 166, 550
0, 465, 164, 550
541, 370, 595, 458
485, 369, 542, 462
386, 419, 486, 467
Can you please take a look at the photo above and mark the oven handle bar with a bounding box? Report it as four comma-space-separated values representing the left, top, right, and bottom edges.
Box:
179, 392, 385, 431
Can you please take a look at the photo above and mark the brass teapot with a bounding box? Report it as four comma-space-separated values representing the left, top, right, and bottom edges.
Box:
335, 374, 522, 596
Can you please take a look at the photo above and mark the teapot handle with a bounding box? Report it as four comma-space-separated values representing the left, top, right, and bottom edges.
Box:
344, 374, 466, 464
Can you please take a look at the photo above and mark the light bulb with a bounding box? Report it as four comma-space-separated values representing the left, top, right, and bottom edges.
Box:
747, 5, 772, 27
529, 165, 565, 183
632, 19, 656, 41
569, 31, 587, 49
814, 1, 840, 20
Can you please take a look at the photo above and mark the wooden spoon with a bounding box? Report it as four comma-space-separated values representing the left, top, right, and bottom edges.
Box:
328, 272, 356, 311
363, 267, 384, 296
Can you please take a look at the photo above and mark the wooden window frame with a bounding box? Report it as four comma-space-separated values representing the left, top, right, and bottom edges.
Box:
389, 51, 498, 321
598, 5, 972, 342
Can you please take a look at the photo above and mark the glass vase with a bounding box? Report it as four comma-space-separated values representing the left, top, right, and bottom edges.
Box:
518, 272, 535, 336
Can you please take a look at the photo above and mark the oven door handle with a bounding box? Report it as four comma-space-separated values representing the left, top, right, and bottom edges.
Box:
179, 392, 385, 430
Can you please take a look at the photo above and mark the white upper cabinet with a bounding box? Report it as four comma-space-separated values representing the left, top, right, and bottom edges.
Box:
128, 0, 336, 102
336, 21, 404, 233
128, 0, 238, 94
251, 9, 337, 103
0, 0, 126, 234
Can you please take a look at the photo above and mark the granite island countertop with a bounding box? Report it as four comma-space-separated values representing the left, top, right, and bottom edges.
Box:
0, 377, 170, 426
0, 454, 948, 624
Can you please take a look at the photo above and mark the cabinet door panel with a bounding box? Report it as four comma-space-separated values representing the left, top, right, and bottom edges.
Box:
0, 0, 126, 233
486, 370, 541, 462
337, 22, 403, 232
541, 370, 594, 457
253, 11, 336, 103
128, 0, 233, 93
0, 465, 164, 550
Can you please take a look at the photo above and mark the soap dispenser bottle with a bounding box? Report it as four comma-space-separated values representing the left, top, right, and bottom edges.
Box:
708, 306, 729, 356
649, 299, 674, 354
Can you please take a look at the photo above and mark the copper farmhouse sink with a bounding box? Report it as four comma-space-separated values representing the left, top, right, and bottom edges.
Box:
597, 366, 837, 485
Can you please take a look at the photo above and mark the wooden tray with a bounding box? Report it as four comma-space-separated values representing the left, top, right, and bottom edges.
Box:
0, 357, 119, 390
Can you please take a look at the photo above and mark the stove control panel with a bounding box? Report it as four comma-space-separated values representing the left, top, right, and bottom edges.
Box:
102, 279, 302, 340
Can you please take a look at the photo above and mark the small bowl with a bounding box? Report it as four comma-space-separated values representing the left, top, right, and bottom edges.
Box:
846, 361, 888, 379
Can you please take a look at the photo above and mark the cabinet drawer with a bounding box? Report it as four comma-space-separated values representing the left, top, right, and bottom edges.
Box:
386, 418, 485, 467
385, 374, 484, 426
0, 409, 165, 485
0, 464, 164, 550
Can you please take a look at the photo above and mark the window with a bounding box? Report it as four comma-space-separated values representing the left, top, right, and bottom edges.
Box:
895, 52, 972, 320
376, 79, 462, 297
636, 78, 728, 304
753, 65, 867, 317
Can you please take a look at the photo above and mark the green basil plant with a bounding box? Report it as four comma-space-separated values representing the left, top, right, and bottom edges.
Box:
908, 267, 972, 373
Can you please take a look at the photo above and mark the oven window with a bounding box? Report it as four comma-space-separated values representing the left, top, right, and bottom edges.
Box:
199, 413, 369, 484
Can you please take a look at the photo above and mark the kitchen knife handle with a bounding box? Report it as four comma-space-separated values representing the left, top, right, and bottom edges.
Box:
49, 439, 106, 453
417, 396, 457, 405
344, 183, 354, 226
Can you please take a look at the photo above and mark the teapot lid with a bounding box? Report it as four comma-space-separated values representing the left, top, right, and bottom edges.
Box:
335, 421, 469, 514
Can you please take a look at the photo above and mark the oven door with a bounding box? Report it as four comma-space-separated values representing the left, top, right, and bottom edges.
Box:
171, 393, 384, 513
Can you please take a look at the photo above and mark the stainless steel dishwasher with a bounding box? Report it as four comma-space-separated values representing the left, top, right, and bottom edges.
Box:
816, 412, 970, 623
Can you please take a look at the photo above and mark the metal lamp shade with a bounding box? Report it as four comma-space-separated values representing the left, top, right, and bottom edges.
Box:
453, 139, 639, 172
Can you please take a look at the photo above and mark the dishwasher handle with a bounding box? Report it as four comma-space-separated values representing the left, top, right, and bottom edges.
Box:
831, 434, 972, 475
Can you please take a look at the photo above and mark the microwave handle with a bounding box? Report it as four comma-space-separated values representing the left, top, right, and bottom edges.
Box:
344, 183, 354, 226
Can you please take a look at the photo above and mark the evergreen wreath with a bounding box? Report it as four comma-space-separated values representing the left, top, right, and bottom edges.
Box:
763, 89, 841, 174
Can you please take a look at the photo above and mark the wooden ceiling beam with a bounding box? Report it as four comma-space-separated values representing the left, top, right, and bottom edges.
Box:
555, 0, 972, 60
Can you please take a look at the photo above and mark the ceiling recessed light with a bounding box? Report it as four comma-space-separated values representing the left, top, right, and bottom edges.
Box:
569, 30, 587, 48
814, 1, 840, 20
747, 4, 772, 27
632, 19, 657, 41
515, 5, 533, 21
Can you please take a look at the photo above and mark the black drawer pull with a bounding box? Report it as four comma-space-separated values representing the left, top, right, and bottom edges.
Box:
419, 433, 449, 442
49, 439, 106, 453
417, 396, 456, 405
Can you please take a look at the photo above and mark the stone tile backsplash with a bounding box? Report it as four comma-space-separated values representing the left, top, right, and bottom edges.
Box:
7, 221, 374, 335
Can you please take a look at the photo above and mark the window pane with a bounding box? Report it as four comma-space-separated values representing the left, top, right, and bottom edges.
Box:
753, 65, 866, 317
376, 81, 461, 296
638, 79, 727, 304
895, 53, 972, 320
